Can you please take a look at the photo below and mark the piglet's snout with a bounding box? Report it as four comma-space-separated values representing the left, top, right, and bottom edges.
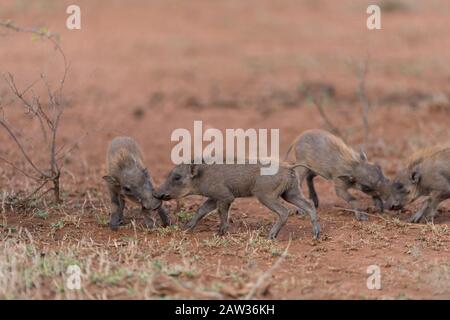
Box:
153, 191, 170, 201
153, 190, 162, 199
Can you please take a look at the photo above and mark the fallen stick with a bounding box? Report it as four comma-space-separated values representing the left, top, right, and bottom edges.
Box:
244, 237, 292, 300
333, 206, 425, 228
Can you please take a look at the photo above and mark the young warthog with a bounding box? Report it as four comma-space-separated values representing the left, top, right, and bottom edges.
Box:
103, 136, 171, 230
387, 144, 450, 223
153, 162, 320, 240
285, 129, 389, 221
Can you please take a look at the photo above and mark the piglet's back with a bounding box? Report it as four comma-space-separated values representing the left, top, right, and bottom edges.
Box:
295, 129, 359, 178
407, 143, 450, 170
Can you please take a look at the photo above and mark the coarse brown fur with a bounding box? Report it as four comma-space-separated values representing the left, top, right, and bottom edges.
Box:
103, 136, 171, 230
285, 129, 389, 220
154, 161, 320, 239
406, 143, 450, 170
107, 137, 145, 176
387, 144, 450, 223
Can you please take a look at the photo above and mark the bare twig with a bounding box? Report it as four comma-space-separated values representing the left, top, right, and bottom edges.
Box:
19, 180, 49, 203
0, 156, 40, 181
244, 238, 291, 300
333, 206, 390, 222
333, 206, 424, 229
0, 21, 70, 203
0, 119, 47, 178
311, 94, 343, 139
56, 130, 90, 162
355, 57, 371, 145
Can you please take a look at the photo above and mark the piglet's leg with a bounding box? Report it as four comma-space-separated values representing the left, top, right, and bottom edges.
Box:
142, 206, 172, 229
217, 200, 232, 236
282, 188, 320, 239
109, 189, 125, 230
292, 167, 309, 215
425, 193, 450, 222
185, 198, 217, 231
157, 206, 172, 227
257, 196, 290, 240
306, 173, 319, 209
334, 178, 368, 221
408, 198, 431, 223
372, 196, 384, 212
142, 209, 156, 229
425, 192, 450, 223
409, 192, 447, 223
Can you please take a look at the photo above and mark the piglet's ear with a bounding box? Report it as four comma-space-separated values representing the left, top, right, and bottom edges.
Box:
410, 170, 421, 184
338, 175, 355, 184
103, 175, 119, 186
189, 164, 200, 178
359, 147, 368, 162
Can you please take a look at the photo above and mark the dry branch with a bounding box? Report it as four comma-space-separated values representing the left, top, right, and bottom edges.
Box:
356, 57, 371, 145
244, 238, 291, 299
350, 56, 371, 145
311, 94, 343, 139
0, 21, 70, 203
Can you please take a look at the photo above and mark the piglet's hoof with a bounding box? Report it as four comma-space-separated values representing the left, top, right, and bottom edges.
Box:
184, 219, 197, 231
312, 223, 321, 240
109, 223, 120, 231
355, 212, 369, 221
161, 218, 172, 227
267, 234, 276, 240
144, 218, 156, 230
407, 214, 423, 223
109, 218, 124, 231
217, 225, 229, 236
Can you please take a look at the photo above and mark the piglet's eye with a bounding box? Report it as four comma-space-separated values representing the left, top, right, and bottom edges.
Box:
173, 175, 181, 181
123, 186, 131, 192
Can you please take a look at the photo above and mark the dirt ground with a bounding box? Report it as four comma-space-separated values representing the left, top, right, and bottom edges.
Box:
0, 0, 449, 299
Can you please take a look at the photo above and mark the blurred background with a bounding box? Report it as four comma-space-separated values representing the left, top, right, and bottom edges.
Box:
1, 0, 450, 300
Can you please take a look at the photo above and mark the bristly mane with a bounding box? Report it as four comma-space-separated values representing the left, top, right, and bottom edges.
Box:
108, 147, 144, 173
324, 131, 361, 165
407, 143, 450, 169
